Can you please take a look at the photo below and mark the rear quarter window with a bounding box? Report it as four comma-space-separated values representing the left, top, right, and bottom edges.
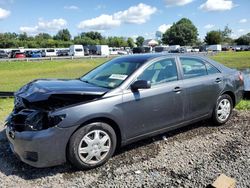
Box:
206, 63, 220, 74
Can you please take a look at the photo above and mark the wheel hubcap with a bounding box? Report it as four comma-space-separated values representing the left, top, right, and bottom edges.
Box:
217, 99, 231, 122
78, 130, 111, 165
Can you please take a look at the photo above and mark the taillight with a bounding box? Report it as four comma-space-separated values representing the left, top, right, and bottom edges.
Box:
238, 72, 244, 83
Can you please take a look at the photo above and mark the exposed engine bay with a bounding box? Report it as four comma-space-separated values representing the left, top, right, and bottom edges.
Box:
6, 94, 102, 132
6, 79, 108, 132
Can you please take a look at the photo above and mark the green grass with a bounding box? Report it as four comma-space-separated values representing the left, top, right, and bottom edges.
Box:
0, 98, 13, 125
235, 100, 250, 110
210, 51, 250, 69
0, 58, 109, 91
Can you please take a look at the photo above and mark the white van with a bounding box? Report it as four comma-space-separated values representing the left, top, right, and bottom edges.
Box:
206, 44, 222, 52
43, 49, 57, 57
69, 45, 84, 57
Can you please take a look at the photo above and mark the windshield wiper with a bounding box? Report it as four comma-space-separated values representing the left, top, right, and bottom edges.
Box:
79, 79, 89, 83
79, 78, 112, 89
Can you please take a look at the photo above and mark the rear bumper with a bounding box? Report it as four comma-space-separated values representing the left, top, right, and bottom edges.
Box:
6, 125, 77, 168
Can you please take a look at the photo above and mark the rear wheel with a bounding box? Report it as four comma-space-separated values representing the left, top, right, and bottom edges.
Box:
212, 94, 233, 125
67, 122, 117, 170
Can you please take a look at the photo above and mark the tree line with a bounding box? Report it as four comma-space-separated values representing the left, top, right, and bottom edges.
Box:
0, 18, 249, 49
0, 30, 136, 49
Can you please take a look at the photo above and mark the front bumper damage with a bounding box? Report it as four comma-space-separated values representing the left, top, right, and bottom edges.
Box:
5, 109, 77, 168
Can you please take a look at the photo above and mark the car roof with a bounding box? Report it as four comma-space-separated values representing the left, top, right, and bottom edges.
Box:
119, 53, 209, 62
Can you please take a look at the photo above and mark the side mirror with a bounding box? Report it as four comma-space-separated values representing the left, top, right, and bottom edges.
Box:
131, 80, 151, 91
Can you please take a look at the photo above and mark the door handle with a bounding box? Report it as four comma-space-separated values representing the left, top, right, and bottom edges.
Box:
173, 86, 182, 93
215, 78, 222, 83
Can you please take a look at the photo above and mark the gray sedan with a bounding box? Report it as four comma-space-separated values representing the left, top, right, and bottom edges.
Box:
5, 54, 244, 169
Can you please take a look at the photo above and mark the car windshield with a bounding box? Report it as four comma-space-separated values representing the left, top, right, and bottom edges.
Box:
80, 57, 145, 89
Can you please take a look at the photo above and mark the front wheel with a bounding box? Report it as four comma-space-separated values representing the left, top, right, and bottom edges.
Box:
212, 94, 233, 125
67, 122, 117, 170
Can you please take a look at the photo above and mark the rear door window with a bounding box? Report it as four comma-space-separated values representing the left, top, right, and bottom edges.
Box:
180, 58, 207, 79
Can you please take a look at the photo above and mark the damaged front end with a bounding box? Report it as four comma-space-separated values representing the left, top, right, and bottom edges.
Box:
6, 108, 66, 133
6, 94, 103, 132
5, 78, 109, 168
6, 79, 108, 132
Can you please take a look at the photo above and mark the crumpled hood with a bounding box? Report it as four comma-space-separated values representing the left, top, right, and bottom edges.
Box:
15, 79, 109, 102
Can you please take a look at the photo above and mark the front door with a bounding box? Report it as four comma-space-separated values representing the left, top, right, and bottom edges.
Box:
121, 58, 185, 139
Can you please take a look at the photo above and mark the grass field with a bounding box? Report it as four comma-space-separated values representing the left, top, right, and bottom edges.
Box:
0, 52, 249, 124
211, 51, 250, 69
0, 58, 109, 91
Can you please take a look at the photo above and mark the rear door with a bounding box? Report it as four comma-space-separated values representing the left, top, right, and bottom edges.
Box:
121, 57, 185, 139
178, 57, 223, 120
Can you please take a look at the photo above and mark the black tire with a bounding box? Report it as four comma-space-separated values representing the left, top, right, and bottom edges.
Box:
67, 122, 117, 170
212, 94, 233, 125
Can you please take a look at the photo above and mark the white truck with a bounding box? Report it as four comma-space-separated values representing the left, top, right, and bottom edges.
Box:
69, 45, 84, 57
96, 45, 110, 56
168, 45, 180, 51
206, 44, 222, 51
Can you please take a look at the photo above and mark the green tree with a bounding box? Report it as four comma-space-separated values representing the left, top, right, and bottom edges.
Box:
221, 25, 233, 44
162, 18, 198, 46
221, 25, 232, 39
18, 32, 29, 41
107, 37, 128, 47
204, 31, 223, 45
35, 33, 52, 40
81, 31, 103, 40
127, 37, 135, 48
54, 29, 71, 41
136, 36, 144, 47
74, 36, 98, 46
235, 33, 250, 45
3, 32, 18, 40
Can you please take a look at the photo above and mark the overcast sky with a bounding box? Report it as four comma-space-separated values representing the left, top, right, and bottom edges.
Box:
0, 0, 249, 40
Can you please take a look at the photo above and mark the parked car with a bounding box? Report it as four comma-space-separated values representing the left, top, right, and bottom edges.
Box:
169, 48, 184, 53
84, 47, 89, 56
154, 46, 169, 53
24, 50, 32, 58
41, 50, 46, 57
0, 50, 8, 58
87, 45, 98, 55
57, 50, 69, 56
10, 50, 20, 58
31, 51, 42, 58
14, 52, 26, 58
5, 54, 244, 170
132, 47, 145, 54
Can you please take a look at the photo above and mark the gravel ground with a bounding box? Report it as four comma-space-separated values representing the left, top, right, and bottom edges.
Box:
0, 110, 249, 188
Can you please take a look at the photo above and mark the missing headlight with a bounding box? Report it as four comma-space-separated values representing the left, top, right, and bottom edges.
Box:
48, 114, 66, 127
25, 110, 47, 131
